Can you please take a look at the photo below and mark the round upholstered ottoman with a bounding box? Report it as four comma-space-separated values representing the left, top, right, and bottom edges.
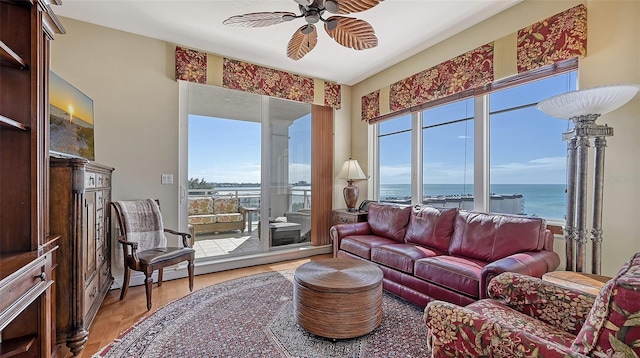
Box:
293, 258, 383, 339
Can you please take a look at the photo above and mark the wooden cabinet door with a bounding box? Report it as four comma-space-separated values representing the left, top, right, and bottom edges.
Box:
84, 191, 97, 282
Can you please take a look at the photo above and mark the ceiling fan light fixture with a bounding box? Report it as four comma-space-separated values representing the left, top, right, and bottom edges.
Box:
224, 0, 383, 60
282, 14, 297, 21
301, 24, 315, 34
294, 0, 313, 6
324, 0, 339, 13
325, 17, 338, 31
305, 10, 320, 24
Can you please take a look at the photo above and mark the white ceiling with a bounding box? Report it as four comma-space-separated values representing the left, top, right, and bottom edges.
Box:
52, 0, 522, 86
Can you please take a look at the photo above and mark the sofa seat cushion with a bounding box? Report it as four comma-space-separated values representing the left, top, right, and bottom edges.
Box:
414, 256, 488, 298
371, 244, 444, 274
405, 206, 458, 252
466, 299, 576, 348
188, 214, 216, 225
215, 213, 244, 223
339, 235, 398, 260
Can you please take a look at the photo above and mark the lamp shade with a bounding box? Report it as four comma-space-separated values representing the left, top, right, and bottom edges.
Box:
338, 158, 367, 180
537, 84, 640, 119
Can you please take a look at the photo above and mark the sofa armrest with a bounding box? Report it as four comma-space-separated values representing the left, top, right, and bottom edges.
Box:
330, 222, 371, 257
487, 272, 596, 335
480, 250, 560, 298
424, 300, 585, 358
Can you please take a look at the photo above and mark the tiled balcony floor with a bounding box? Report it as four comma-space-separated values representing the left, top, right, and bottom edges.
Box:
192, 225, 260, 259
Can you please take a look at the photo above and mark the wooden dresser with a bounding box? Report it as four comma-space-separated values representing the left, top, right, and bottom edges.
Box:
50, 157, 114, 355
0, 1, 63, 357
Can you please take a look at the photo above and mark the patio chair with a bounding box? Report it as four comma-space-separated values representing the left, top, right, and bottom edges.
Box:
112, 199, 195, 310
424, 251, 640, 357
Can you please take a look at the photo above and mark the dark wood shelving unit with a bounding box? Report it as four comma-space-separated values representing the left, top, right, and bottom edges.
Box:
0, 114, 28, 130
0, 40, 27, 69
0, 335, 36, 358
0, 1, 64, 357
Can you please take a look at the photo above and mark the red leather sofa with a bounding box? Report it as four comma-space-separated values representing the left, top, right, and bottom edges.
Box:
330, 202, 560, 307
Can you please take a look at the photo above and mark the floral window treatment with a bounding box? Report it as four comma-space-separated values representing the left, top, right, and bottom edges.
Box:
389, 43, 494, 113
174, 48, 341, 109
175, 46, 207, 83
363, 4, 587, 123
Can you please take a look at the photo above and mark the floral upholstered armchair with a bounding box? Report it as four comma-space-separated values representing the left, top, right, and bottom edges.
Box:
424, 252, 640, 357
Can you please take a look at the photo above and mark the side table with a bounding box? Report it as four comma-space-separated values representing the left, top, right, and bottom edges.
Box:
244, 207, 260, 232
332, 209, 368, 226
542, 271, 611, 296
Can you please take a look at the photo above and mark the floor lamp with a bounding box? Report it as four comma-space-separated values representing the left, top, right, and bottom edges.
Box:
537, 84, 640, 274
339, 158, 367, 212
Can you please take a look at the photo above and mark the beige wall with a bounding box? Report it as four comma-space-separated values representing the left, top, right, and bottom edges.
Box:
51, 18, 181, 231
350, 0, 640, 277
52, 0, 640, 277
51, 17, 353, 235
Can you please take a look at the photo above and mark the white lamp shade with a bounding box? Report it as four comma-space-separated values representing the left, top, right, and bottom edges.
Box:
537, 84, 640, 119
339, 158, 367, 180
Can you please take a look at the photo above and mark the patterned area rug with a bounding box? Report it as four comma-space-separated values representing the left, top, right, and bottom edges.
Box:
93, 270, 430, 357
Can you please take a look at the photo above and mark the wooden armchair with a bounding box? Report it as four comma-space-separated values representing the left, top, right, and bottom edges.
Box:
112, 199, 195, 310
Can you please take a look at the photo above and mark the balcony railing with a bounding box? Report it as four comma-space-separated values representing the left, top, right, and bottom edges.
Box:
187, 187, 311, 212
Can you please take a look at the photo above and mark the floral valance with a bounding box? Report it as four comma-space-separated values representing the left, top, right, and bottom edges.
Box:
175, 48, 341, 109
389, 43, 494, 113
362, 4, 587, 123
222, 58, 314, 104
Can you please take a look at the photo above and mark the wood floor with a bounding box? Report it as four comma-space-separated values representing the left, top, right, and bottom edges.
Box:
59, 253, 332, 358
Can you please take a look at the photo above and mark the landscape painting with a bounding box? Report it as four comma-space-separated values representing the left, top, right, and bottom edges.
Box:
49, 71, 95, 160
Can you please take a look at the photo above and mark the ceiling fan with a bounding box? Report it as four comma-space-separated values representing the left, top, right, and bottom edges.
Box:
223, 0, 382, 60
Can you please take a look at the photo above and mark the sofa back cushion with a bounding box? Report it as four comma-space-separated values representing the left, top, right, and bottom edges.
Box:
448, 211, 546, 262
404, 206, 457, 252
188, 197, 213, 215
367, 203, 412, 242
213, 197, 239, 215
571, 252, 640, 356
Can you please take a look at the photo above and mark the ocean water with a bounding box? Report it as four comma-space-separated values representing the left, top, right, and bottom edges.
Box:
212, 183, 567, 221
380, 184, 566, 220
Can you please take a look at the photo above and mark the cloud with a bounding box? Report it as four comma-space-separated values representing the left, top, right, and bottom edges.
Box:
490, 156, 566, 184
379, 164, 412, 184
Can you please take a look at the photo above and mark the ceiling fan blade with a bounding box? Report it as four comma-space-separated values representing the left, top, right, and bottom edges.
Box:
287, 25, 318, 60
324, 16, 378, 50
223, 12, 297, 27
335, 0, 383, 14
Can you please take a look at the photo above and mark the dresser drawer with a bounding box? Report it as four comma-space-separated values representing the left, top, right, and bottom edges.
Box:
85, 172, 96, 188
96, 190, 104, 210
0, 254, 50, 324
83, 276, 99, 318
99, 262, 112, 290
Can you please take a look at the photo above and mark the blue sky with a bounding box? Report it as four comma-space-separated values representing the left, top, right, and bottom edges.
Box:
379, 71, 577, 185
190, 71, 576, 186
189, 113, 311, 184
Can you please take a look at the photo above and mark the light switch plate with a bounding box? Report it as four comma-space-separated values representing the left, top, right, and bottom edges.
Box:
161, 174, 173, 184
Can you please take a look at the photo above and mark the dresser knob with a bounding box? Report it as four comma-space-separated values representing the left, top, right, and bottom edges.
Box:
36, 272, 46, 282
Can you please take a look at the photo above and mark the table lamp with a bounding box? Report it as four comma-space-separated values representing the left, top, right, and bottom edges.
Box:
338, 158, 367, 212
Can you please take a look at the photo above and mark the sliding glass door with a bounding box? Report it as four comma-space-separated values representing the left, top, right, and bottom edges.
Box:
185, 83, 311, 261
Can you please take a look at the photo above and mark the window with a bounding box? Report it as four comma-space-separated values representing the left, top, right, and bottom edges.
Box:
374, 69, 577, 222
489, 72, 576, 220
378, 113, 412, 204
422, 98, 474, 209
